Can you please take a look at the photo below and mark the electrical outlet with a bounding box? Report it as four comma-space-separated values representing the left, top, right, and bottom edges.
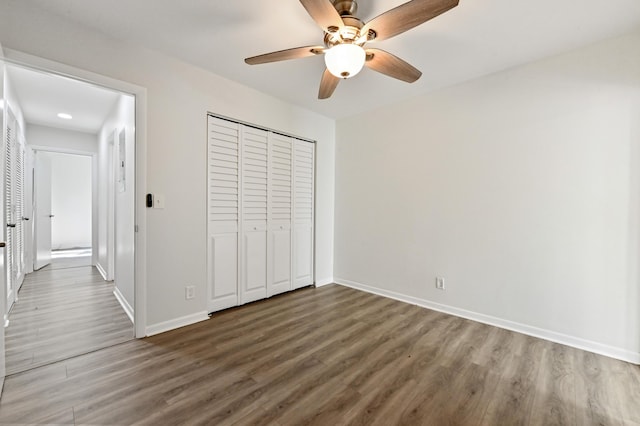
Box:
185, 285, 195, 300
435, 277, 445, 290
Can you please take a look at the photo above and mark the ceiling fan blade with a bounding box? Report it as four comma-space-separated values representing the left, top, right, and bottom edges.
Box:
245, 46, 325, 65
299, 0, 344, 32
365, 49, 422, 83
362, 0, 459, 42
318, 68, 340, 99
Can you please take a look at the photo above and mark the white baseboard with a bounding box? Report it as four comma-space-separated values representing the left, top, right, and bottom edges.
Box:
96, 262, 108, 281
335, 278, 640, 365
315, 277, 334, 287
145, 311, 210, 337
113, 287, 134, 324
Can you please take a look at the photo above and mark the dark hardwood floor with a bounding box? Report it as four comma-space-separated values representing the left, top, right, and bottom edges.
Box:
5, 262, 134, 375
0, 284, 639, 425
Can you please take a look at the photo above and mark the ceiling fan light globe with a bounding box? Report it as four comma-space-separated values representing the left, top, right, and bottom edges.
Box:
324, 44, 365, 79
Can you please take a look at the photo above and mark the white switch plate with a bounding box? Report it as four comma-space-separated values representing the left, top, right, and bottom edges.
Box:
154, 194, 165, 209
435, 277, 445, 290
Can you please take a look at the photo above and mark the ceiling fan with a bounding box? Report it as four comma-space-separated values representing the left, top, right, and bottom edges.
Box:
245, 0, 459, 99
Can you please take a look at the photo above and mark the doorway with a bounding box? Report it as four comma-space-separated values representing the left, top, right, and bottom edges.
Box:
1, 62, 137, 375
37, 151, 92, 270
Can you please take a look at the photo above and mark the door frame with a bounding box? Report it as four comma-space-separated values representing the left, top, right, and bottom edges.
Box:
1, 49, 148, 339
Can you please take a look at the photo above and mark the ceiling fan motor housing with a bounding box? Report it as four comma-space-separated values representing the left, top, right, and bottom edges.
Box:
324, 15, 364, 47
332, 0, 358, 16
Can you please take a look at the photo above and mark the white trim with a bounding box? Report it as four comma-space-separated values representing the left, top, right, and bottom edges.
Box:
2, 48, 150, 340
113, 286, 134, 324
315, 277, 334, 287
145, 312, 209, 337
95, 262, 108, 281
335, 278, 640, 365
28, 145, 96, 157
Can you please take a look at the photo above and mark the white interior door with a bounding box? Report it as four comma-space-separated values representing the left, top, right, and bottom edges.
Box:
293, 140, 315, 289
207, 116, 315, 313
4, 111, 15, 311
267, 133, 292, 297
0, 65, 7, 392
14, 138, 25, 290
33, 151, 52, 270
207, 117, 240, 312
240, 127, 268, 304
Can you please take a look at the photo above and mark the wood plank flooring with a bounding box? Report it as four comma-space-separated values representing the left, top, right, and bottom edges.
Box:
48, 250, 93, 270
5, 264, 134, 375
1, 284, 639, 425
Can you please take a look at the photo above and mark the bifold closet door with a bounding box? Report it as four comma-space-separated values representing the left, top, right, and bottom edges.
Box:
293, 140, 314, 289
240, 127, 269, 304
267, 133, 292, 297
208, 115, 315, 313
207, 117, 240, 312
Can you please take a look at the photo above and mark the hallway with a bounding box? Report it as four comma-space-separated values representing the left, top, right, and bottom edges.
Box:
5, 259, 134, 375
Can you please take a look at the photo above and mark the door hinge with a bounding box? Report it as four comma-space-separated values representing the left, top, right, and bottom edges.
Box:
135, 225, 139, 233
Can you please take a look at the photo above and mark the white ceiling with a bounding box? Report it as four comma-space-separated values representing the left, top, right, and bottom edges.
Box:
11, 0, 640, 119
6, 65, 120, 134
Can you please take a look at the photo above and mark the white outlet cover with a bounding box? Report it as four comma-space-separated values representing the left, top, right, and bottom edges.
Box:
185, 286, 195, 299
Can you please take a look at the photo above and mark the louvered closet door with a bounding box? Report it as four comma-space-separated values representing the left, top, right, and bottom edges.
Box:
267, 133, 292, 297
207, 116, 240, 312
241, 127, 268, 304
293, 139, 315, 289
15, 137, 25, 288
4, 111, 16, 309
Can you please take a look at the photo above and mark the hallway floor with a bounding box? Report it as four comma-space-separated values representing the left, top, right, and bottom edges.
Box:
50, 248, 93, 270
5, 261, 134, 375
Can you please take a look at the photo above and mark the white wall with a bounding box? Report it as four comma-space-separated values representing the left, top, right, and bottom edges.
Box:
27, 124, 98, 154
0, 3, 336, 331
335, 33, 640, 363
48, 152, 92, 250
98, 94, 135, 313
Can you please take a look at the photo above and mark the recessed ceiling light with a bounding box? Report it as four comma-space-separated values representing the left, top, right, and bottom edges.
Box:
57, 113, 72, 120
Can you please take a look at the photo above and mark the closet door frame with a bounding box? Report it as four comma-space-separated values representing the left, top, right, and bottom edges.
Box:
207, 114, 316, 314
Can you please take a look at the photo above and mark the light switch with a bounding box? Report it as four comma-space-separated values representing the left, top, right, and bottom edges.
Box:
154, 194, 165, 209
